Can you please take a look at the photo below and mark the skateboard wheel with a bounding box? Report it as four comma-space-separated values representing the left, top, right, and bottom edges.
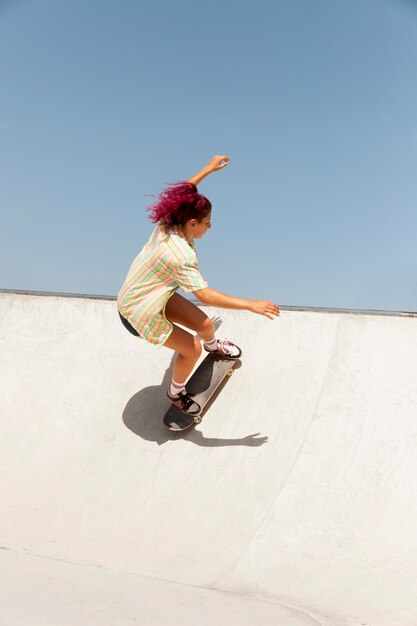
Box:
227, 369, 234, 377
194, 415, 202, 424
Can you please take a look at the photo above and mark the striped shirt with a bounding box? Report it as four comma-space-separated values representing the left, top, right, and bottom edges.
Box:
117, 222, 208, 346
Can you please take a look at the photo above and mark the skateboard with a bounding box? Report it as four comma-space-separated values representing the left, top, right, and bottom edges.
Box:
163, 353, 240, 432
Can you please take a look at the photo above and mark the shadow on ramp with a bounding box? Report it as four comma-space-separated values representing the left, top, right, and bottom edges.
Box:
122, 354, 268, 448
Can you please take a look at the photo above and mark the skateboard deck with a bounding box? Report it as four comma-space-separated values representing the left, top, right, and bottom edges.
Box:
163, 353, 239, 432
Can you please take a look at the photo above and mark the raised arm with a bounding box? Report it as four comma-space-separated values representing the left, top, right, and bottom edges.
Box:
188, 155, 231, 186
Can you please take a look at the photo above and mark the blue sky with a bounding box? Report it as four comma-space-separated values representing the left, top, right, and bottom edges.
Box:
1, 0, 417, 311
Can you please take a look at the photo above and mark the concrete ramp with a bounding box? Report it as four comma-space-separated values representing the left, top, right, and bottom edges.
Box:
1, 291, 417, 626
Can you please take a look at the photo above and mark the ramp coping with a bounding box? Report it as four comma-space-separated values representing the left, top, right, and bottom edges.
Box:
1, 288, 416, 318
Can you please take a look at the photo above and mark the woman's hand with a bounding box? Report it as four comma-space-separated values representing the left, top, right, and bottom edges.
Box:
207, 155, 231, 172
250, 300, 281, 320
188, 155, 231, 186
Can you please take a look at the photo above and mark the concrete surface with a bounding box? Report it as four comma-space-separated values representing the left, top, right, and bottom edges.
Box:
1, 290, 417, 626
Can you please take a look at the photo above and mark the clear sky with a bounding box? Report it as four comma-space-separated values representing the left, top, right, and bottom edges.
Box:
1, 0, 417, 311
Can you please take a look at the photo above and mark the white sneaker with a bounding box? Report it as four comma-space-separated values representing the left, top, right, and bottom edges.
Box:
204, 339, 242, 359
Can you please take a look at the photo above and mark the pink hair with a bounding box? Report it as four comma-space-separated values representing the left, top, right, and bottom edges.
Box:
146, 181, 212, 227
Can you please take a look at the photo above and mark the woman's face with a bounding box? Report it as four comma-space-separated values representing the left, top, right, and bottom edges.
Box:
188, 212, 212, 239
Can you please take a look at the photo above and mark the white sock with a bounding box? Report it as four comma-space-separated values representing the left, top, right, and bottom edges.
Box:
169, 379, 186, 397
204, 337, 218, 351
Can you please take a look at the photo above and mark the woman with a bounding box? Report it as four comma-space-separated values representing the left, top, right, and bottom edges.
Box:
118, 155, 280, 416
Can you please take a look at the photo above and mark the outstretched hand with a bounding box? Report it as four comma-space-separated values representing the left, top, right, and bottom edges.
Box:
207, 155, 231, 172
250, 300, 281, 320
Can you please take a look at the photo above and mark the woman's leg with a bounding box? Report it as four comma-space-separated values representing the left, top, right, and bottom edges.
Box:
165, 293, 215, 342
163, 293, 215, 386
163, 323, 202, 385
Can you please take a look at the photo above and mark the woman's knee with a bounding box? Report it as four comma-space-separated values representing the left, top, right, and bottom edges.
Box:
178, 335, 202, 360
197, 316, 215, 337
191, 336, 203, 359
165, 326, 202, 359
